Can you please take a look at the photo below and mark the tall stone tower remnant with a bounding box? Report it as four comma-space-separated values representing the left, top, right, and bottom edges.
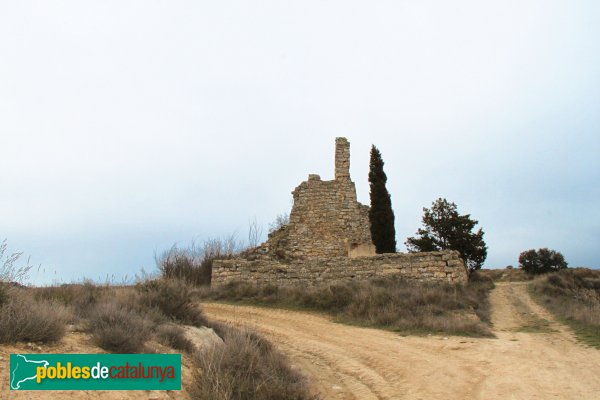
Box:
334, 137, 351, 181
264, 137, 375, 259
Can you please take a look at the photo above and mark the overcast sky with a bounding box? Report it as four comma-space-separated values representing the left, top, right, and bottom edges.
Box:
1, 1, 599, 284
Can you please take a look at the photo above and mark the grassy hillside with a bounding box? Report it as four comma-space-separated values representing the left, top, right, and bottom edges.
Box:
202, 274, 495, 337
530, 268, 600, 348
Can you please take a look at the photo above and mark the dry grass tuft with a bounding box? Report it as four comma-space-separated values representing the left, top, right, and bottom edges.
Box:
87, 300, 153, 353
205, 275, 494, 337
158, 238, 240, 286
5, 277, 315, 398
531, 268, 600, 347
191, 326, 314, 400
477, 268, 533, 282
0, 287, 71, 344
136, 278, 207, 327
31, 279, 209, 352
34, 281, 107, 316
156, 324, 195, 353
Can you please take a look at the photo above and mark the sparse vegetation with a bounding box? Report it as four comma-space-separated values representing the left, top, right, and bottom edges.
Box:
22, 276, 314, 398
157, 237, 240, 286
136, 278, 207, 327
519, 248, 568, 275
87, 300, 153, 353
531, 268, 600, 348
477, 268, 533, 282
506, 286, 555, 333
191, 326, 314, 400
33, 278, 207, 352
269, 212, 289, 233
156, 324, 195, 353
0, 238, 34, 284
0, 287, 70, 344
0, 241, 70, 344
247, 217, 264, 248
34, 281, 107, 317
203, 275, 494, 337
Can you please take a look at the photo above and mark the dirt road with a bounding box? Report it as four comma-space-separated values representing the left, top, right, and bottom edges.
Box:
204, 282, 600, 400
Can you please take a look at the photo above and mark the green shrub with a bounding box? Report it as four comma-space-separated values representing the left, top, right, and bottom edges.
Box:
519, 248, 568, 275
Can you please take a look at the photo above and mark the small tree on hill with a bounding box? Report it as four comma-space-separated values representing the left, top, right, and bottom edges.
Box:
368, 145, 396, 253
518, 248, 568, 275
405, 198, 487, 276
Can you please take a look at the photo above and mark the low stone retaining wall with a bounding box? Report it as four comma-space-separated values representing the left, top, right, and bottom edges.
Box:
212, 250, 468, 286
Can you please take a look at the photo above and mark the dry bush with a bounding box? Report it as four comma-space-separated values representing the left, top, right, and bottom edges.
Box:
206, 276, 494, 337
7, 276, 314, 397
136, 279, 207, 327
35, 282, 167, 325
156, 324, 195, 353
158, 237, 241, 286
466, 271, 494, 323
342, 277, 492, 336
0, 283, 8, 306
0, 288, 70, 343
34, 281, 108, 317
191, 326, 313, 400
531, 268, 600, 346
0, 239, 34, 284
160, 251, 209, 286
32, 279, 211, 352
269, 212, 289, 234
87, 301, 153, 353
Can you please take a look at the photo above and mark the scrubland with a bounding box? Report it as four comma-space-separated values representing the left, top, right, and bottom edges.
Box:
530, 268, 600, 348
0, 278, 314, 399
201, 273, 495, 337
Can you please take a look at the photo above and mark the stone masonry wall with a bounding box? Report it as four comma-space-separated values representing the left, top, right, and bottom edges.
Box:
263, 137, 374, 259
212, 250, 468, 286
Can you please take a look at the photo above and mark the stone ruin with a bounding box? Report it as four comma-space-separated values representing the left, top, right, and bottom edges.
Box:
212, 137, 468, 286
262, 137, 375, 260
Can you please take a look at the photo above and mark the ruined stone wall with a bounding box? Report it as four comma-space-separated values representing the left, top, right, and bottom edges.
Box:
214, 137, 468, 287
212, 250, 468, 286
263, 137, 374, 259
281, 176, 372, 258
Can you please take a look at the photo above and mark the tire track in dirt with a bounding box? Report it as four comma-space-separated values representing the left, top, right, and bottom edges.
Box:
204, 283, 600, 400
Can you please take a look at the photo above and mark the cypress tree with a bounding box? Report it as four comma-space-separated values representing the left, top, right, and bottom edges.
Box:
368, 145, 396, 253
